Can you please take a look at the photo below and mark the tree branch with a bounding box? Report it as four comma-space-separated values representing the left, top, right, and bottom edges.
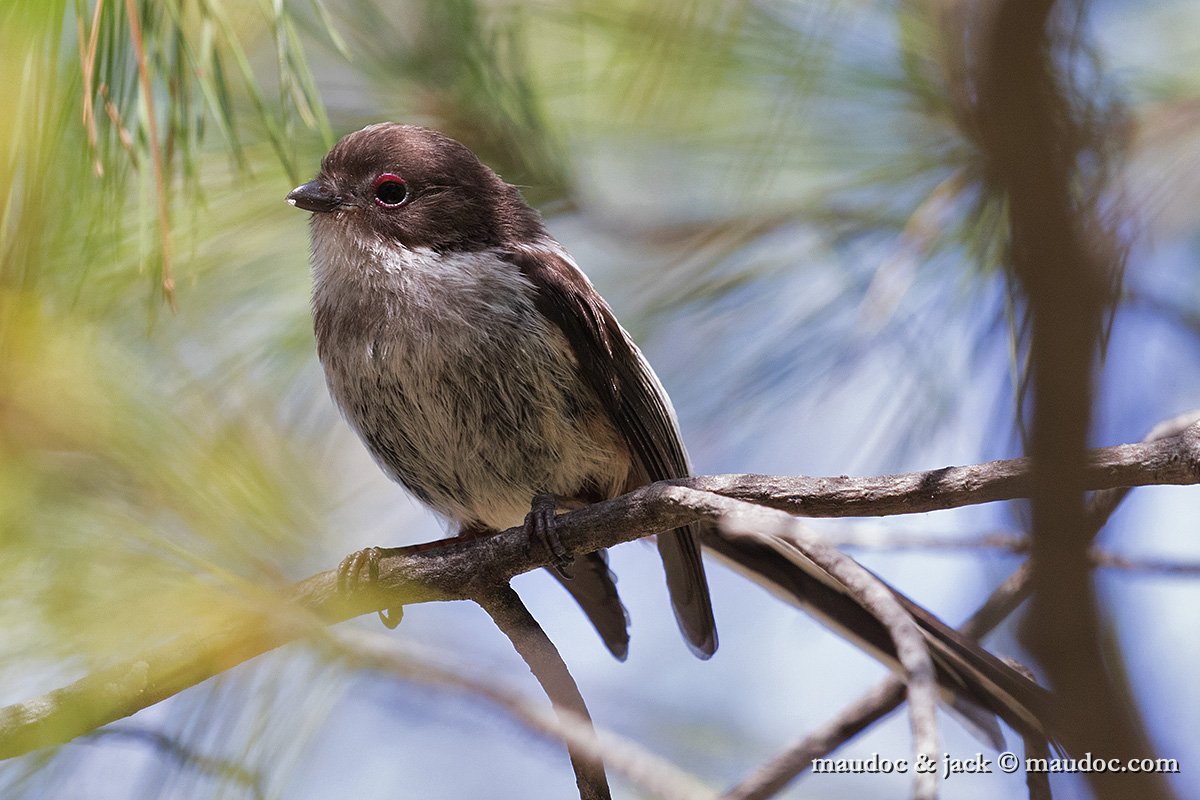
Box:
1, 423, 1197, 762
719, 411, 1200, 798
330, 629, 717, 800
721, 679, 906, 800
473, 585, 612, 800
975, 0, 1174, 795
673, 487, 941, 800
720, 561, 1032, 800
689, 425, 1200, 516
815, 530, 1200, 576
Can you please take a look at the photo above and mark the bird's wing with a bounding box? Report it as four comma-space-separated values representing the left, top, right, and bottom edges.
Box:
505, 244, 717, 658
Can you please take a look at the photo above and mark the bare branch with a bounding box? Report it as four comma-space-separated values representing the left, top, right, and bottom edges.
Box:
721, 564, 1034, 800
721, 678, 906, 800
719, 412, 1200, 798
975, 0, 1174, 795
724, 564, 1052, 800
331, 630, 718, 800
473, 585, 612, 800
1024, 729, 1054, 800
820, 529, 1200, 576
690, 425, 1200, 516
671, 488, 941, 800
1, 424, 1196, 763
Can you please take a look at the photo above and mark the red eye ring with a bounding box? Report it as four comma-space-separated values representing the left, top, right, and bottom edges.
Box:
372, 173, 408, 207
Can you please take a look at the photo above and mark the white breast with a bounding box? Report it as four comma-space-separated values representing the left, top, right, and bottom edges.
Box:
309, 227, 629, 531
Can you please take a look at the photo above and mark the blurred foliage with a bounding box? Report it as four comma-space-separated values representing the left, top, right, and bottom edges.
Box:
331, 0, 571, 204
0, 0, 336, 307
0, 3, 340, 794
0, 0, 340, 629
2, 0, 1200, 798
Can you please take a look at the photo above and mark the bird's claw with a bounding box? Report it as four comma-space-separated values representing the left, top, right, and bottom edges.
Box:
526, 492, 574, 579
337, 546, 404, 629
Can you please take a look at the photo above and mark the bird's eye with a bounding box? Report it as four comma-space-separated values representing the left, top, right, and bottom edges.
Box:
372, 173, 408, 207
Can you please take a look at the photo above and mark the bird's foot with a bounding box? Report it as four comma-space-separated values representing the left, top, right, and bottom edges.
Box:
337, 546, 404, 629
526, 492, 575, 579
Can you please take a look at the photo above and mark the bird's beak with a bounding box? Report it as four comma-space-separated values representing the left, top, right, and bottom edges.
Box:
287, 180, 343, 213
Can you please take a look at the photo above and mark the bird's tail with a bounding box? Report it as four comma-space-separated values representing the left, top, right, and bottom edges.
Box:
702, 526, 1058, 749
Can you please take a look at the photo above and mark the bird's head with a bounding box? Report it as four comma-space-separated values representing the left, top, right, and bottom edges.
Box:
287, 123, 543, 254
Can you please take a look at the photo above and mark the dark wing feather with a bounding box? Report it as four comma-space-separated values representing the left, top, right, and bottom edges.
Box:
549, 551, 631, 661
507, 245, 718, 658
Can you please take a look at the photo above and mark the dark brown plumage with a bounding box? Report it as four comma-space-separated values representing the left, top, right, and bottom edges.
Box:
289, 122, 717, 659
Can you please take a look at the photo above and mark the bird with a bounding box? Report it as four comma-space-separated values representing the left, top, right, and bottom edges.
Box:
287, 122, 718, 660
287, 123, 1060, 749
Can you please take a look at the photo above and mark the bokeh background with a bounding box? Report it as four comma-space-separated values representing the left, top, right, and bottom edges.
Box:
2, 0, 1199, 798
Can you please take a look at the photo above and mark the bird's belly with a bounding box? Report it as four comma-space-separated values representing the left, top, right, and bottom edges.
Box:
324, 320, 629, 531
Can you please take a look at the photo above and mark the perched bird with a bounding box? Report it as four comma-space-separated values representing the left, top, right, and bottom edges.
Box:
288, 123, 1060, 750
287, 122, 717, 660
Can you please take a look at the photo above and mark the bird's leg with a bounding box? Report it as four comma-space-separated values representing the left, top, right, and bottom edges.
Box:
525, 492, 578, 580
337, 546, 404, 629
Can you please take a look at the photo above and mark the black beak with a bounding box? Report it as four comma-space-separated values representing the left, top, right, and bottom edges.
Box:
287, 180, 343, 213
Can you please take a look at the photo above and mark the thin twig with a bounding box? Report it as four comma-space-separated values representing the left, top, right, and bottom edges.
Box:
718, 413, 1200, 799
807, 527, 1029, 553
721, 680, 906, 800
1089, 552, 1200, 575
473, 585, 612, 800
820, 528, 1200, 576
668, 488, 941, 800
335, 630, 717, 800
99, 84, 137, 162
687, 425, 1200, 517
